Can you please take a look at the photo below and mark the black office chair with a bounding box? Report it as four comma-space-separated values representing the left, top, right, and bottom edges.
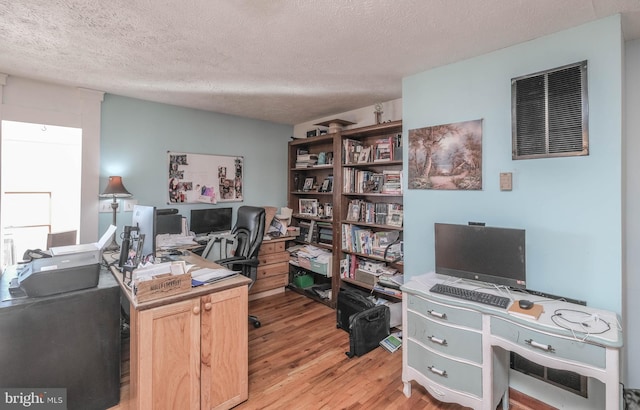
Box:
205, 206, 265, 328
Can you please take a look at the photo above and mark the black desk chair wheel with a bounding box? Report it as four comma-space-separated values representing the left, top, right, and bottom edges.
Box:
202, 205, 265, 328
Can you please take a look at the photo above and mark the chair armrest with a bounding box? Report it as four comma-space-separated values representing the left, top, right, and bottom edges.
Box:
217, 256, 259, 268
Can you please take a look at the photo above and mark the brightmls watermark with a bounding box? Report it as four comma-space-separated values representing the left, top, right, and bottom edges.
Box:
0, 389, 66, 409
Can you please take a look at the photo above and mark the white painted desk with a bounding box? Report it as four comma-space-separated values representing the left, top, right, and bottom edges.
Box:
401, 272, 622, 409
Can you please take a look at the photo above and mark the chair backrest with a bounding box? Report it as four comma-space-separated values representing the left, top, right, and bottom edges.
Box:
232, 206, 266, 260
46, 230, 77, 249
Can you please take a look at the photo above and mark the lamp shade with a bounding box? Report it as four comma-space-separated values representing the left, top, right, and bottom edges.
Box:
100, 176, 132, 198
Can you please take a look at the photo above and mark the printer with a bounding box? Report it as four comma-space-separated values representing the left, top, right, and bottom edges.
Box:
8, 225, 116, 297
9, 250, 101, 297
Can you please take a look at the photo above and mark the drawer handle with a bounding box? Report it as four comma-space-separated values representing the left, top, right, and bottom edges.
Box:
525, 339, 555, 353
427, 366, 448, 377
427, 335, 448, 346
427, 310, 447, 319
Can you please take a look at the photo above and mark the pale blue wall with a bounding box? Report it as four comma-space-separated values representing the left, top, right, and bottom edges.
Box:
99, 95, 292, 235
403, 16, 623, 314
624, 37, 640, 387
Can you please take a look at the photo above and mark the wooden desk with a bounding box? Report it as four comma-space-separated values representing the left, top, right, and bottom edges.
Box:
401, 272, 623, 410
106, 252, 251, 410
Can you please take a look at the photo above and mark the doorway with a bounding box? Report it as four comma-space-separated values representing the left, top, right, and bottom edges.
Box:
1, 120, 82, 267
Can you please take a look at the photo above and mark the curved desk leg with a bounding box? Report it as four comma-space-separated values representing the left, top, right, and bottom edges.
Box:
403, 381, 411, 397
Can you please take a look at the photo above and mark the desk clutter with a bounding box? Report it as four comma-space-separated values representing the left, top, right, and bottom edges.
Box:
130, 261, 191, 302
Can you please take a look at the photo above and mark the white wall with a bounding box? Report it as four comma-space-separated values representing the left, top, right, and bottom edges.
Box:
292, 98, 402, 138
0, 75, 103, 243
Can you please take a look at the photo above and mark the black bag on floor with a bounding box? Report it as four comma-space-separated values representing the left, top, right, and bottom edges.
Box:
346, 305, 390, 358
337, 287, 375, 332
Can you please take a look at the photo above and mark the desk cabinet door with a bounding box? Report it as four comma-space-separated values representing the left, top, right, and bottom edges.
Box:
136, 298, 201, 410
200, 286, 249, 409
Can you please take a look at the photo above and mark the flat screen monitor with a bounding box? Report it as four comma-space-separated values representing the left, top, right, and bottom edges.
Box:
156, 213, 182, 235
132, 205, 156, 260
434, 223, 526, 289
190, 207, 232, 236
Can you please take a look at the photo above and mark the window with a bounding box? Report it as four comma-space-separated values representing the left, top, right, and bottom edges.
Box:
512, 61, 588, 159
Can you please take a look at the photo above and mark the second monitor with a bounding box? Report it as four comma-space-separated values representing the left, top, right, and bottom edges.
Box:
190, 207, 233, 237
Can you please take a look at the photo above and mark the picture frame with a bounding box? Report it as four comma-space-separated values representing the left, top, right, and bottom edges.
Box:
299, 198, 318, 216
346, 202, 361, 222
319, 176, 333, 192
357, 147, 371, 164
302, 177, 316, 192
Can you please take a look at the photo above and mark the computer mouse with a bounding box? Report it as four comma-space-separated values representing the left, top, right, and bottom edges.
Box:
518, 299, 534, 310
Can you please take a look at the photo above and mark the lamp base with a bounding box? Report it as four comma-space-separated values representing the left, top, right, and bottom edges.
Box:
103, 236, 120, 253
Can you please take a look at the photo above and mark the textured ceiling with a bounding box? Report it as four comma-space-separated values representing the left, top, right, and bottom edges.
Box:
1, 0, 639, 125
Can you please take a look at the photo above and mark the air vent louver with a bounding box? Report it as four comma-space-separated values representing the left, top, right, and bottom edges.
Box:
512, 61, 588, 159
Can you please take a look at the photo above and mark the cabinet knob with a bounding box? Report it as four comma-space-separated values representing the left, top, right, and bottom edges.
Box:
193, 306, 201, 315
204, 302, 212, 311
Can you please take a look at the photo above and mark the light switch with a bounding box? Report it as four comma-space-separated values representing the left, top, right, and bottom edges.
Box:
500, 172, 512, 191
123, 199, 138, 212
99, 199, 114, 213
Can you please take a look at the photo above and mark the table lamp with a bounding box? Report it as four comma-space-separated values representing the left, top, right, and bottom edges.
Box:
100, 176, 132, 251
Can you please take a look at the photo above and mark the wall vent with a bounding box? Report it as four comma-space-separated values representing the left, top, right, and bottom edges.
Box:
512, 61, 588, 160
510, 352, 588, 398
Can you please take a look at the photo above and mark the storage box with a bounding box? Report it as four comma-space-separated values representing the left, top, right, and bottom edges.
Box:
132, 261, 191, 303
293, 273, 314, 288
310, 259, 332, 276
354, 269, 378, 286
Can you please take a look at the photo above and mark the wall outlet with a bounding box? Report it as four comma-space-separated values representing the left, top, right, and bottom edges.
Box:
99, 199, 114, 213
123, 199, 138, 212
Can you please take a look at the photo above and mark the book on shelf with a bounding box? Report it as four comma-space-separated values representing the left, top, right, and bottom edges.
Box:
342, 223, 402, 260
343, 139, 364, 165
374, 137, 393, 162
377, 274, 402, 290
381, 170, 402, 194
507, 301, 543, 320
296, 153, 318, 168
380, 333, 402, 353
372, 284, 402, 298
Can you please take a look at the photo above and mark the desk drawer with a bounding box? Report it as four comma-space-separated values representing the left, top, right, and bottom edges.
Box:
407, 339, 482, 398
406, 293, 482, 330
259, 241, 286, 255
258, 251, 289, 265
257, 261, 289, 277
251, 273, 288, 294
407, 311, 482, 364
491, 317, 606, 368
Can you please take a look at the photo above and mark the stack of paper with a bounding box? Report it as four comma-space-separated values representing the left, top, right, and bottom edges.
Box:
191, 267, 237, 286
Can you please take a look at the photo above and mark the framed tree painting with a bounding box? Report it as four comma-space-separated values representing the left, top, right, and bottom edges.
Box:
168, 152, 244, 204
408, 119, 483, 190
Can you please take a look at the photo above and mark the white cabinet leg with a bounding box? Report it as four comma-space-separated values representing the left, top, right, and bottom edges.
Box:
403, 381, 411, 397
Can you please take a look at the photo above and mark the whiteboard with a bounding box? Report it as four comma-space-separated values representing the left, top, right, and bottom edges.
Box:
168, 151, 243, 204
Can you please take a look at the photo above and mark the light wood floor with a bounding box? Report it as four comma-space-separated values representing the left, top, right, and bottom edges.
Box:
111, 289, 553, 410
